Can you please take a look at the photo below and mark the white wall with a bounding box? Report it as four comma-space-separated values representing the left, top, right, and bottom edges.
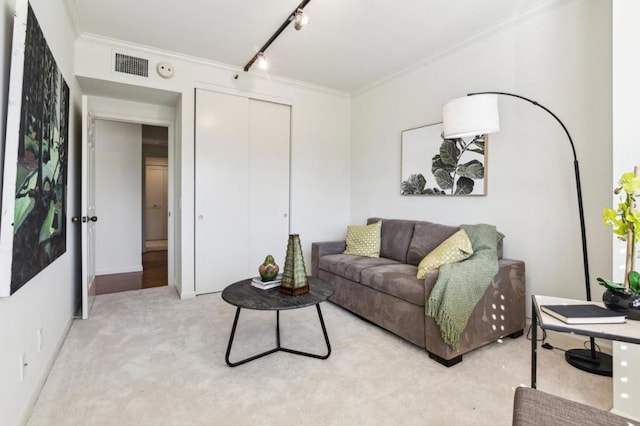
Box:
0, 0, 81, 424
94, 119, 142, 274
74, 36, 352, 297
612, 0, 640, 281
351, 0, 612, 307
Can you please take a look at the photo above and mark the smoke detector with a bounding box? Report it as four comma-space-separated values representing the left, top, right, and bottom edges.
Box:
157, 62, 175, 79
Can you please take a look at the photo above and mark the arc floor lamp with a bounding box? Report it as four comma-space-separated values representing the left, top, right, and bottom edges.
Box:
442, 92, 612, 377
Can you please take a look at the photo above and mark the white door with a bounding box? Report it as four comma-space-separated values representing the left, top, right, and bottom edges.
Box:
248, 99, 291, 274
81, 95, 97, 319
195, 90, 249, 293
195, 90, 290, 294
145, 164, 167, 240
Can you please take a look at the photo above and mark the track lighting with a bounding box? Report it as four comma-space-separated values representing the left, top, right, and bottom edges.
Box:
293, 9, 309, 31
256, 53, 269, 70
243, 0, 312, 72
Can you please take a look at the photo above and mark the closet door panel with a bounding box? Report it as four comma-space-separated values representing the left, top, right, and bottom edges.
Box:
195, 90, 249, 294
248, 99, 291, 272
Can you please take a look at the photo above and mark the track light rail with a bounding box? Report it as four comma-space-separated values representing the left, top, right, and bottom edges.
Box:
243, 0, 311, 72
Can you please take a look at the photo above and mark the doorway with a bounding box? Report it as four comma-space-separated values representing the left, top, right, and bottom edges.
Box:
93, 122, 170, 295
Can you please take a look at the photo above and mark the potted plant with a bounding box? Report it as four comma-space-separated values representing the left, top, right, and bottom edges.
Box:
598, 167, 640, 320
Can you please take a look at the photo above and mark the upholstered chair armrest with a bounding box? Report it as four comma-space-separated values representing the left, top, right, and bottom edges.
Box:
512, 387, 633, 426
311, 241, 346, 277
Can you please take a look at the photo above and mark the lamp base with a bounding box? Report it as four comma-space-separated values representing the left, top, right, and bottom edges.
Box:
565, 348, 612, 377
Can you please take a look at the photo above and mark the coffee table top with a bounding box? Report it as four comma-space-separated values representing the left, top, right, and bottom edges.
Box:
221, 276, 335, 311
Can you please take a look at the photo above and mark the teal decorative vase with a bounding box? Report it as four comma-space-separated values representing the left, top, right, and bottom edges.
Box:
280, 234, 309, 296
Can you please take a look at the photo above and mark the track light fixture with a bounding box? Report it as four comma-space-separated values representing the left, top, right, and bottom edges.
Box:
293, 9, 309, 30
243, 0, 311, 72
256, 53, 269, 70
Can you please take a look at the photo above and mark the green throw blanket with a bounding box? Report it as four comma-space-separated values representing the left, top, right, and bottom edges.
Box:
425, 224, 501, 350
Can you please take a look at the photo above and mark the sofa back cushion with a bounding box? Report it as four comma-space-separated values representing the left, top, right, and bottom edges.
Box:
406, 221, 459, 266
367, 218, 415, 263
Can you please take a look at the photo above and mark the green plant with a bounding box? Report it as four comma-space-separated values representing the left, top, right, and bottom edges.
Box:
599, 169, 640, 293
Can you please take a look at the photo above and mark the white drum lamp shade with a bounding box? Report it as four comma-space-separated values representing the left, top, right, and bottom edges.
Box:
442, 94, 500, 139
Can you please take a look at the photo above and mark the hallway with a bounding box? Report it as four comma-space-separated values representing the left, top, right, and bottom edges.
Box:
95, 248, 167, 295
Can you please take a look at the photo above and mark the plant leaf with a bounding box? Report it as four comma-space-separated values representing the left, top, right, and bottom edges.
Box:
401, 174, 427, 195
454, 177, 474, 195
434, 169, 453, 190
472, 139, 485, 151
597, 277, 626, 290
423, 188, 445, 195
456, 160, 485, 179
431, 154, 456, 173
439, 139, 460, 167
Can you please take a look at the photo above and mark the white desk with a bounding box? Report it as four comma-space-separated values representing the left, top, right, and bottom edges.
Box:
532, 295, 640, 420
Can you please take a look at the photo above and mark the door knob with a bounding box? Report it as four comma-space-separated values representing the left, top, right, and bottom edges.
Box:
72, 216, 97, 223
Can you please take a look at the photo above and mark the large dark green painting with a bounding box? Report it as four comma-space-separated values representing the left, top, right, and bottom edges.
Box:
0, 1, 69, 296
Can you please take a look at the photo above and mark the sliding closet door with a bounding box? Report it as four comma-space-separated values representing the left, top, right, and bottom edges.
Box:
195, 90, 290, 294
248, 99, 291, 274
195, 90, 250, 294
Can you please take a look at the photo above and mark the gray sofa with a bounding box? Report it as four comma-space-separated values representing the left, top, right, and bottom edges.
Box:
311, 218, 526, 366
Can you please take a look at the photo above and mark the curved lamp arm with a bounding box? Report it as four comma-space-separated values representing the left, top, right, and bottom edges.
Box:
464, 91, 591, 301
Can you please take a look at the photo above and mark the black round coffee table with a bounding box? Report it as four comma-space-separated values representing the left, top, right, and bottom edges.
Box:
221, 276, 335, 367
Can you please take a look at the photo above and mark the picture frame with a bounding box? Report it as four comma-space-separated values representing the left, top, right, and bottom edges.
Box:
401, 122, 488, 196
0, 0, 70, 296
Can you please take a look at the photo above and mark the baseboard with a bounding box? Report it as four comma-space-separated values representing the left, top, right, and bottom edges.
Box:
179, 289, 196, 300
96, 265, 143, 275
18, 315, 74, 425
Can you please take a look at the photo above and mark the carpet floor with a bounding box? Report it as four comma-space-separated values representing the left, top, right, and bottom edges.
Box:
28, 286, 612, 425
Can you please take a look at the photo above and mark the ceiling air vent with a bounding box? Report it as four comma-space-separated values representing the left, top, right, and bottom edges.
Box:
114, 53, 149, 77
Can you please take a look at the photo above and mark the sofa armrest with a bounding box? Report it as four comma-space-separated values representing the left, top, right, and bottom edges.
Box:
423, 258, 526, 361
311, 241, 346, 277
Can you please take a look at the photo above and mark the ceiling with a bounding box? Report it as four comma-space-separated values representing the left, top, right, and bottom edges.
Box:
66, 0, 545, 93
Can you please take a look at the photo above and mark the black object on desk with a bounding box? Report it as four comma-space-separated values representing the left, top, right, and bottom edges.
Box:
221, 276, 335, 367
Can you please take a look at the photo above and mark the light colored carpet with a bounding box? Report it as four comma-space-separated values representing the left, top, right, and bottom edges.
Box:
28, 286, 612, 425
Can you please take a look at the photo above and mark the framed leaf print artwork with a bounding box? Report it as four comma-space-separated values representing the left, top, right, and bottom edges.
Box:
401, 122, 488, 196
0, 0, 70, 296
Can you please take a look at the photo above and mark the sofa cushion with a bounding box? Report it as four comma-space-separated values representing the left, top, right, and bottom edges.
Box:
360, 264, 434, 306
319, 254, 399, 283
367, 218, 416, 263
343, 220, 382, 257
406, 221, 459, 266
416, 229, 473, 279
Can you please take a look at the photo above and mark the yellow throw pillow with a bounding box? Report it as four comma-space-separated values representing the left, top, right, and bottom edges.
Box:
416, 229, 473, 279
343, 221, 382, 258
